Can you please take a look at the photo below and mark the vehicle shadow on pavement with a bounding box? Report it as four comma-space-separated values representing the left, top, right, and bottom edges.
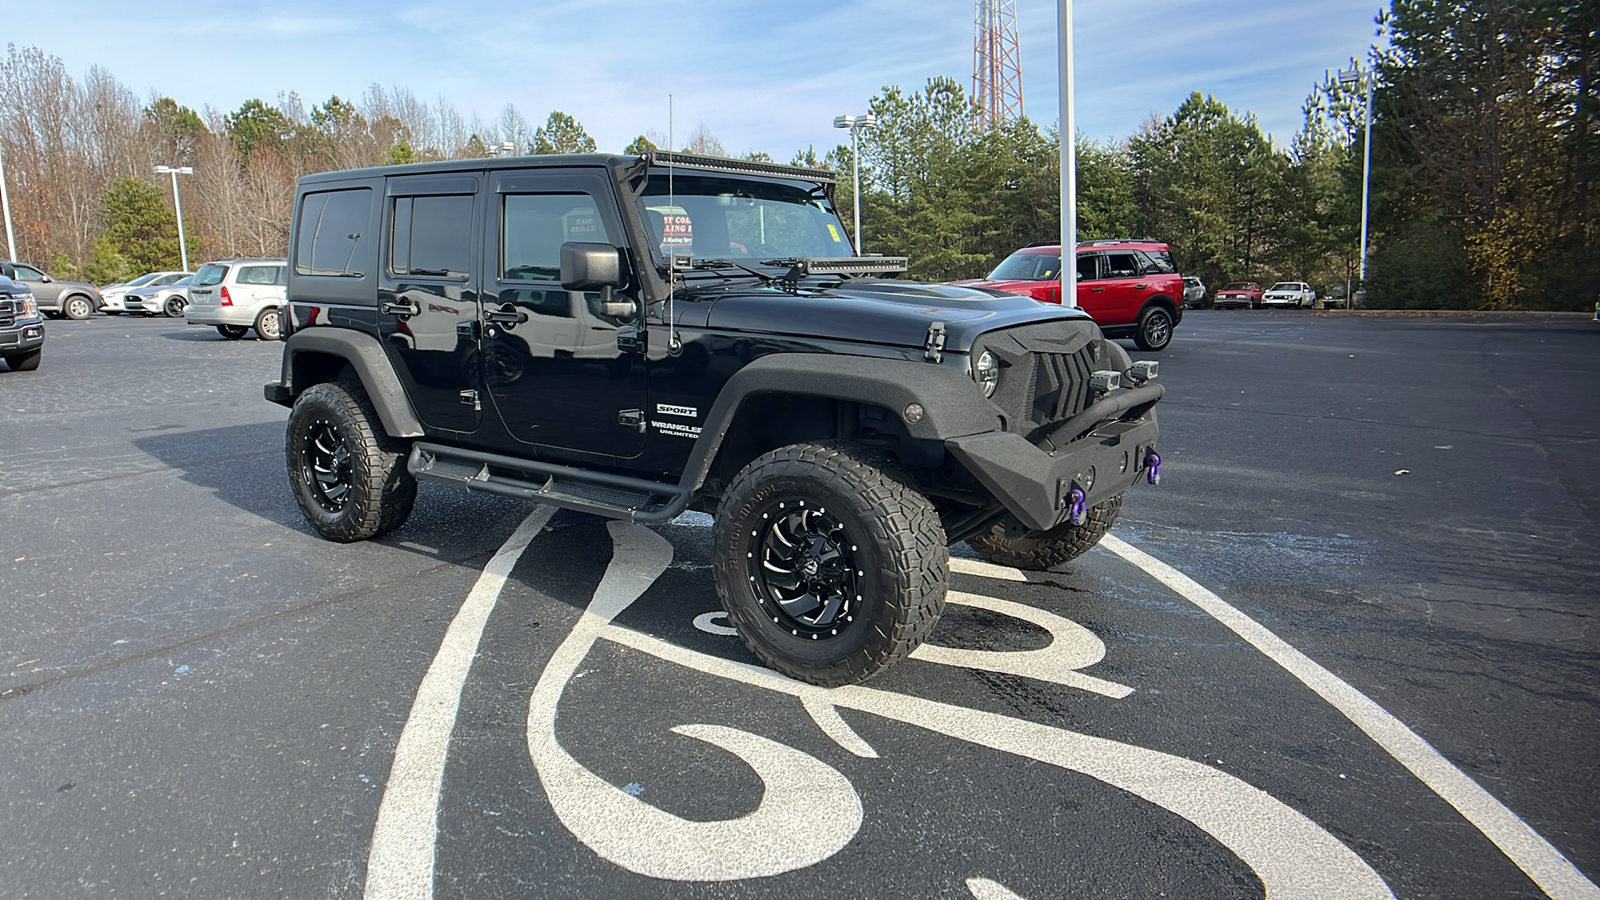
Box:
133, 420, 539, 559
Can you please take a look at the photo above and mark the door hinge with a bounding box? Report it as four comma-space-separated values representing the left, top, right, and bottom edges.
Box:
617, 329, 640, 353
459, 389, 480, 411
924, 321, 946, 363
618, 409, 645, 432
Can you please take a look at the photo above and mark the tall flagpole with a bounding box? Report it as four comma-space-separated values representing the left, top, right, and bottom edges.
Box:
1058, 0, 1076, 307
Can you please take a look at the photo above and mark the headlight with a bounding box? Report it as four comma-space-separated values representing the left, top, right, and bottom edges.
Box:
973, 350, 999, 398
19, 293, 37, 318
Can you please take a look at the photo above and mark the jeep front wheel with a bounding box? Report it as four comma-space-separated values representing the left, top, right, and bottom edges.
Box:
712, 442, 948, 687
967, 494, 1123, 571
286, 382, 417, 542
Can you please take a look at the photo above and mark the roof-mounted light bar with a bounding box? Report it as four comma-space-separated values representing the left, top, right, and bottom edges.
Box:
773, 257, 910, 278
648, 150, 838, 185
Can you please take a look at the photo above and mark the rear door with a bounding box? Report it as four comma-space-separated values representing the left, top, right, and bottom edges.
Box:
1096, 251, 1148, 326
377, 174, 484, 433
1074, 251, 1111, 319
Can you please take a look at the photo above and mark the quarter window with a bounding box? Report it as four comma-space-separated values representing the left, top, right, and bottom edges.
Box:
297, 188, 373, 277
390, 195, 473, 278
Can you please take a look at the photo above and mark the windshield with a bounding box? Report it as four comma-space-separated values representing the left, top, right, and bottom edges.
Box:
127, 272, 161, 287
1223, 282, 1252, 290
988, 251, 1060, 281
193, 265, 229, 287
1269, 283, 1298, 291
636, 172, 852, 268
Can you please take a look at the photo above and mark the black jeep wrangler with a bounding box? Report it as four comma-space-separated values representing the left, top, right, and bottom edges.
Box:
265, 151, 1162, 686
0, 263, 46, 371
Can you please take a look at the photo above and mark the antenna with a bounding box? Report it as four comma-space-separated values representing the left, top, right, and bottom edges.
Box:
666, 94, 681, 356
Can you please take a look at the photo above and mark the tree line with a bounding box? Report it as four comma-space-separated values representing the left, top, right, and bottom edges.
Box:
0, 0, 1590, 309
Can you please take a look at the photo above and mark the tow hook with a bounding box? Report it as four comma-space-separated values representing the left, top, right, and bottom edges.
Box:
1145, 451, 1162, 485
1068, 487, 1087, 526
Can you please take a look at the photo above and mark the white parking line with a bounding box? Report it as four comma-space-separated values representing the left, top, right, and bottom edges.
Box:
363, 506, 555, 900
1100, 534, 1600, 900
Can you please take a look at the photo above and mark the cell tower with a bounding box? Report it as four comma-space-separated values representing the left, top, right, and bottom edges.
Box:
973, 0, 1024, 128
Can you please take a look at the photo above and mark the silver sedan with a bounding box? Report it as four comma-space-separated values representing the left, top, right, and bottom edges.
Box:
126, 275, 195, 317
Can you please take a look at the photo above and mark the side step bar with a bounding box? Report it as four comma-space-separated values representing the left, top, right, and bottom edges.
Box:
406, 442, 692, 524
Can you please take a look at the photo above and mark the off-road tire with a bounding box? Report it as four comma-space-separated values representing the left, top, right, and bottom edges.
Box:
286, 381, 417, 542
254, 307, 283, 341
1134, 306, 1174, 351
63, 295, 94, 320
712, 441, 948, 687
217, 324, 249, 339
3, 348, 42, 372
967, 494, 1123, 571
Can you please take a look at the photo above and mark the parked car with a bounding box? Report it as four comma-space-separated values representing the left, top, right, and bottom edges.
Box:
1261, 281, 1317, 309
126, 275, 195, 318
1182, 275, 1207, 308
1214, 282, 1263, 309
0, 264, 45, 371
99, 271, 190, 314
949, 239, 1185, 351
183, 259, 287, 340
2, 261, 103, 320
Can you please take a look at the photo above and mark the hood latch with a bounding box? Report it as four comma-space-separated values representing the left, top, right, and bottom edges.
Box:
924, 321, 946, 363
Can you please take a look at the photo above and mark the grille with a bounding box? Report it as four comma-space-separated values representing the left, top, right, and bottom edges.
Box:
974, 319, 1105, 439
0, 299, 14, 328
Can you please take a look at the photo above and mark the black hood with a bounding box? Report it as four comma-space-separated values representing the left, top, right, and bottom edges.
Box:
697, 279, 1092, 353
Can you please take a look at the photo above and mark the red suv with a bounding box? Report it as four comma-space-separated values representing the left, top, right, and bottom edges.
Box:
951, 240, 1184, 351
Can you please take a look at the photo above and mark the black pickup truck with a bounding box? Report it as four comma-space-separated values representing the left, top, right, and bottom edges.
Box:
265, 151, 1163, 685
0, 263, 45, 371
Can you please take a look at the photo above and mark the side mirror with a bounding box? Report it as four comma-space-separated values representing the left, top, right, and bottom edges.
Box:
39, 274, 53, 283
560, 242, 625, 291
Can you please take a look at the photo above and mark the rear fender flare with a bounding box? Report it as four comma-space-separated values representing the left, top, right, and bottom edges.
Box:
280, 329, 424, 438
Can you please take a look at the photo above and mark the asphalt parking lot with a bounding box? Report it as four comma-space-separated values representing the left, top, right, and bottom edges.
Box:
2, 310, 1596, 899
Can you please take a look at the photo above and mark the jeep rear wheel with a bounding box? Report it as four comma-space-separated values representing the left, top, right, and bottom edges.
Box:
286, 382, 417, 542
967, 494, 1122, 571
713, 442, 948, 687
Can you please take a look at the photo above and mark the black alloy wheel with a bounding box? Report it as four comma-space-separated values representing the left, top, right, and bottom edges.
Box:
749, 501, 861, 639
713, 441, 948, 687
1134, 306, 1174, 351
217, 324, 249, 339
164, 296, 186, 318
286, 382, 416, 542
302, 418, 352, 514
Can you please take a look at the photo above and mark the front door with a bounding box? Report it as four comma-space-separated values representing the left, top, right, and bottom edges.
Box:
377, 173, 483, 433
1074, 251, 1111, 319
479, 169, 647, 459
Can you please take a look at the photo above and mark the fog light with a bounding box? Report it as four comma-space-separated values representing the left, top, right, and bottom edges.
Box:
903, 403, 924, 424
1089, 370, 1121, 394
1126, 360, 1158, 383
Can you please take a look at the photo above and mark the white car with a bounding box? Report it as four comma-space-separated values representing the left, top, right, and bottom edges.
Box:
184, 259, 286, 340
1260, 281, 1316, 309
126, 275, 194, 318
100, 271, 189, 314
1182, 275, 1207, 308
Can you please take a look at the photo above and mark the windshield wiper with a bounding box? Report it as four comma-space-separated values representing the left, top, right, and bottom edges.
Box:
689, 259, 781, 283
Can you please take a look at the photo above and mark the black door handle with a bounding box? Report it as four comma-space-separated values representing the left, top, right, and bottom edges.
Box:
485, 303, 529, 326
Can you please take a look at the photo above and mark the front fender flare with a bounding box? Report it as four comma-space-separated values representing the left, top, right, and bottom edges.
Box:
679, 353, 1002, 492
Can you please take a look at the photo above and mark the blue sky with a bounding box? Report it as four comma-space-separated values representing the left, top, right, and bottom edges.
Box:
16, 0, 1386, 155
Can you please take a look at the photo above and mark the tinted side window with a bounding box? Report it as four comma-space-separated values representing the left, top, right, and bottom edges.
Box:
391, 195, 473, 278
1104, 253, 1141, 278
502, 194, 613, 283
297, 188, 373, 276
1075, 253, 1099, 281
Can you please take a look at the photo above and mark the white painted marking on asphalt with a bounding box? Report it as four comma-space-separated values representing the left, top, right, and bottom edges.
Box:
692, 610, 738, 635
363, 506, 556, 900
950, 557, 1028, 582
912, 591, 1134, 698
602, 626, 1394, 898
527, 522, 864, 881
966, 877, 1028, 900
801, 694, 879, 758
1100, 533, 1600, 900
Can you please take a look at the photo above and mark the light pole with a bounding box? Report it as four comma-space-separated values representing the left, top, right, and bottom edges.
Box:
0, 138, 15, 262
833, 113, 876, 255
1338, 66, 1373, 307
1058, 0, 1077, 306
154, 165, 194, 272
